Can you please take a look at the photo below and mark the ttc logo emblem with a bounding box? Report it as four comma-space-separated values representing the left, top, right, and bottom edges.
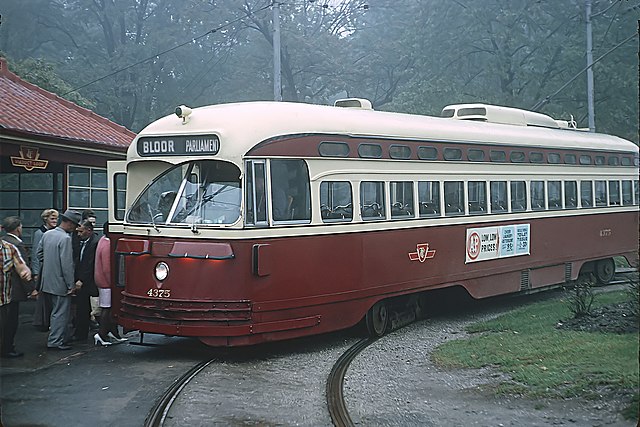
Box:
408, 243, 436, 263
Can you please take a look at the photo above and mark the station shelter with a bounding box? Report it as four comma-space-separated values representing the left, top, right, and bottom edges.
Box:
0, 57, 135, 248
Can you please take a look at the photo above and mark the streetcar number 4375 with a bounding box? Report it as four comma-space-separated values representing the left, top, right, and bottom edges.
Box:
147, 288, 171, 298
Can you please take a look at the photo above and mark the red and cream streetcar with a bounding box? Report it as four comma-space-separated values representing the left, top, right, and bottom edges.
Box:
107, 99, 639, 346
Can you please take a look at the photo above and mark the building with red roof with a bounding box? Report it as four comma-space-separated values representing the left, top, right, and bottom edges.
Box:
0, 57, 136, 244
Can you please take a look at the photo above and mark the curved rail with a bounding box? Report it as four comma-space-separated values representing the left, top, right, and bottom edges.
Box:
145, 359, 215, 427
326, 338, 376, 427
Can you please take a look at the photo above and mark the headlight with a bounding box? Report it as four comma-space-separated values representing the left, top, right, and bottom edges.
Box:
155, 262, 169, 281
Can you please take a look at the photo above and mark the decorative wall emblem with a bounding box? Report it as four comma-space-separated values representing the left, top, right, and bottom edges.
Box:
408, 243, 436, 263
10, 146, 48, 171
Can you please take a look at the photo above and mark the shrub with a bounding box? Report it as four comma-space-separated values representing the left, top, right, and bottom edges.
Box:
566, 275, 595, 318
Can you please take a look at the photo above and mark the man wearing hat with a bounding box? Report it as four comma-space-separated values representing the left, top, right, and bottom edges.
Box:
36, 209, 82, 350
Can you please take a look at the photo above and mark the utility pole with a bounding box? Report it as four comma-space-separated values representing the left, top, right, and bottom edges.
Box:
585, 0, 595, 132
273, 1, 282, 102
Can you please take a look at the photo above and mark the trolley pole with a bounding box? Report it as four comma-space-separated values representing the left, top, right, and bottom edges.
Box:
585, 0, 595, 132
273, 1, 283, 102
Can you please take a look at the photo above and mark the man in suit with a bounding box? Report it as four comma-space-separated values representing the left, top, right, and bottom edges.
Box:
72, 220, 99, 341
37, 209, 81, 351
1, 216, 37, 358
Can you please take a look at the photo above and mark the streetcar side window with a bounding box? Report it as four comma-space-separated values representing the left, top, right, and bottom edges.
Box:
608, 156, 620, 166
530, 181, 545, 210
510, 181, 527, 212
579, 155, 592, 165
444, 181, 465, 216
468, 181, 487, 214
594, 180, 607, 207
320, 181, 352, 222
564, 181, 578, 209
529, 152, 544, 163
608, 181, 620, 206
580, 181, 593, 207
490, 181, 507, 213
360, 181, 386, 220
444, 148, 463, 161
490, 150, 507, 162
270, 159, 311, 223
510, 151, 526, 163
548, 153, 561, 164
418, 181, 440, 217
634, 180, 639, 205
547, 181, 561, 210
467, 149, 485, 162
564, 154, 577, 164
390, 181, 414, 218
621, 180, 633, 206
245, 161, 267, 226
594, 156, 606, 165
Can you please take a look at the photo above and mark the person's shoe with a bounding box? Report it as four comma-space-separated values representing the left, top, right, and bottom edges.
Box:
107, 332, 127, 342
47, 345, 72, 351
94, 333, 112, 347
1, 351, 24, 358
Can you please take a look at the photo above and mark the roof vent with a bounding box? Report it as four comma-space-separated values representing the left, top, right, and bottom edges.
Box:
334, 98, 373, 110
441, 103, 560, 128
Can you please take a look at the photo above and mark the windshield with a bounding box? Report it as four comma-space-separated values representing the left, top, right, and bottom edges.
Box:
127, 160, 241, 225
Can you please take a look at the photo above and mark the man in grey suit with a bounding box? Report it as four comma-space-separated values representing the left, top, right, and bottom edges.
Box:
37, 209, 81, 351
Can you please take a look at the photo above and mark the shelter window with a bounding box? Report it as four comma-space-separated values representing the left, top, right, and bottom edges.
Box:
490, 150, 507, 162
511, 181, 527, 212
270, 159, 311, 222
418, 181, 440, 217
564, 181, 577, 209
418, 146, 438, 160
564, 154, 577, 164
608, 156, 620, 166
547, 181, 561, 209
594, 180, 607, 207
360, 181, 386, 220
490, 181, 507, 213
621, 181, 633, 206
468, 149, 485, 162
68, 165, 108, 227
608, 181, 620, 206
531, 181, 545, 210
510, 151, 526, 163
319, 142, 350, 157
468, 181, 487, 214
320, 181, 352, 222
529, 152, 544, 163
579, 155, 592, 165
389, 145, 411, 160
547, 153, 561, 164
358, 144, 383, 159
444, 181, 465, 216
390, 181, 414, 218
580, 181, 593, 207
444, 148, 463, 161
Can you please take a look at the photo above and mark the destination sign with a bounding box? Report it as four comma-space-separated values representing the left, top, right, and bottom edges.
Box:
137, 135, 220, 157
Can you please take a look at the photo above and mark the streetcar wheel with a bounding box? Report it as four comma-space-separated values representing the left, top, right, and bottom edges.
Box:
595, 258, 615, 284
365, 301, 389, 337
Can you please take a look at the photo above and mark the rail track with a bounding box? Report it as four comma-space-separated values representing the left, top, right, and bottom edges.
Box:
144, 359, 215, 427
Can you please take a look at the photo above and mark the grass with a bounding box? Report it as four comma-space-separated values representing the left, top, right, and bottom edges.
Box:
432, 290, 639, 415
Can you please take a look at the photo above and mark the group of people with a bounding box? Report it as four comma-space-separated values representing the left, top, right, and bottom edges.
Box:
0, 208, 124, 358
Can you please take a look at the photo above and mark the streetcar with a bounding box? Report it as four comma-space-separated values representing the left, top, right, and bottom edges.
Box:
106, 99, 639, 346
